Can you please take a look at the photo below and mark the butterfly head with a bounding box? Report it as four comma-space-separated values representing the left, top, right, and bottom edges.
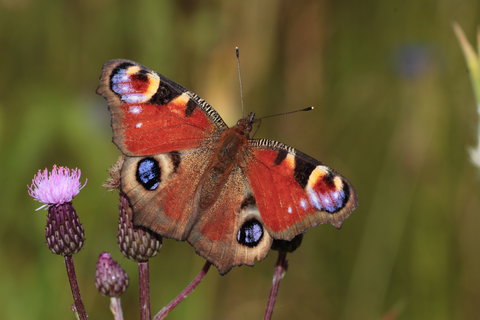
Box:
235, 112, 256, 137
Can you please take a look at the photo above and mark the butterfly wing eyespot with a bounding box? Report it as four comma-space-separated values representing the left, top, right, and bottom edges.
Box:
304, 166, 351, 214
246, 139, 357, 240
237, 219, 264, 247
109, 62, 160, 103
136, 157, 161, 191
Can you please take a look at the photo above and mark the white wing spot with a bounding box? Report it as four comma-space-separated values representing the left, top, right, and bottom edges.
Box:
307, 188, 322, 210
135, 122, 143, 128
321, 195, 331, 205
129, 105, 142, 114
300, 199, 308, 210
123, 94, 146, 103
288, 206, 292, 214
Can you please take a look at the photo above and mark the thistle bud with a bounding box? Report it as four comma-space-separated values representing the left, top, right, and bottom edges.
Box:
45, 202, 85, 255
118, 192, 162, 262
95, 252, 129, 297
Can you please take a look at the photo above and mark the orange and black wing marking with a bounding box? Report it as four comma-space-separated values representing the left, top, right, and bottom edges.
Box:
246, 139, 357, 240
97, 59, 227, 156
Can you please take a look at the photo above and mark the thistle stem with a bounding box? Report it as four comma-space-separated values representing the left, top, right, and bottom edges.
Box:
139, 262, 151, 320
110, 297, 124, 320
264, 251, 288, 320
154, 261, 212, 320
64, 255, 88, 320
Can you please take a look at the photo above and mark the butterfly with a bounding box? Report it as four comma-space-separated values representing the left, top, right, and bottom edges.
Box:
97, 59, 357, 274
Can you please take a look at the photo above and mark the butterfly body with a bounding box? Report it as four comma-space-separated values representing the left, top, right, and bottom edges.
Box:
98, 59, 357, 274
197, 115, 253, 210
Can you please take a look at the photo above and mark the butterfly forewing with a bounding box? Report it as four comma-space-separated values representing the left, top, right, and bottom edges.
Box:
97, 59, 227, 156
247, 139, 357, 240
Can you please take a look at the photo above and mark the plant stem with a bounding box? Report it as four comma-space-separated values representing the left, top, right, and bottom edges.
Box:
264, 251, 288, 320
139, 262, 151, 320
154, 261, 212, 320
64, 255, 88, 320
110, 297, 124, 320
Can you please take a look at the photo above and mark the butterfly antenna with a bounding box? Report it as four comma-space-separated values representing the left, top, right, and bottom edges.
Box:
251, 118, 262, 137
236, 47, 245, 117
256, 106, 315, 121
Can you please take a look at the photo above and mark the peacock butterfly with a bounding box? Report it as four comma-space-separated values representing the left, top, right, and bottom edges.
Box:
97, 59, 357, 274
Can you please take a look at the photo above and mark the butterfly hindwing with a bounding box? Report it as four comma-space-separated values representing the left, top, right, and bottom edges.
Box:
247, 139, 357, 240
187, 166, 273, 274
120, 148, 212, 240
97, 59, 227, 156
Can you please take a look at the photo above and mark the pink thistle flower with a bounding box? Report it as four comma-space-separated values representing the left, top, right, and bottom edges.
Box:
28, 165, 87, 210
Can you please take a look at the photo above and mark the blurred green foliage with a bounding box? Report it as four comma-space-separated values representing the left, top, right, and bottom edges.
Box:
1, 1, 479, 319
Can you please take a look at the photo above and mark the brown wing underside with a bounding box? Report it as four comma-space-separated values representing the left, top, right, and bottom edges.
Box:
121, 149, 272, 274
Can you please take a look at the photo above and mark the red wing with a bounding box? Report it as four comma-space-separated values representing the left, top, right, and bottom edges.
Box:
97, 59, 227, 156
246, 139, 357, 240
186, 167, 273, 274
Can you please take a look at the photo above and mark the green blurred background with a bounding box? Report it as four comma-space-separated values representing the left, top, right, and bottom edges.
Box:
1, 1, 479, 319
